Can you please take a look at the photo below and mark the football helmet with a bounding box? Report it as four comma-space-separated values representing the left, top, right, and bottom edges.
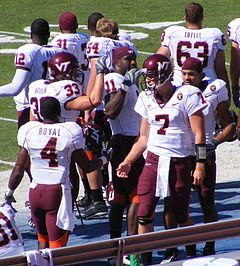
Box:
48, 52, 83, 82
141, 54, 172, 91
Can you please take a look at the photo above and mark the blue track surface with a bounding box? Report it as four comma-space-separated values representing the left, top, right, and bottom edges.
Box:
15, 180, 240, 265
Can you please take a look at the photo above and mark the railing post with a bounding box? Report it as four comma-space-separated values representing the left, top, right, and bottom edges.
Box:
116, 238, 125, 266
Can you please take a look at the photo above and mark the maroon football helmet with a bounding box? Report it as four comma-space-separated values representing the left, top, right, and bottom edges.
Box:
48, 52, 82, 82
142, 54, 172, 91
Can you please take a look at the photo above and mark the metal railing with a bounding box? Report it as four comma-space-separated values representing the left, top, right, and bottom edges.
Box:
1, 218, 240, 266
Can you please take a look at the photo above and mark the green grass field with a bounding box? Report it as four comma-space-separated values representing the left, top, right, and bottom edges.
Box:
0, 0, 240, 170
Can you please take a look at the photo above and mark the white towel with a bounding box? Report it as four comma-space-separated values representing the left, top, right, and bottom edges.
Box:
25, 248, 54, 266
155, 156, 171, 198
56, 184, 74, 231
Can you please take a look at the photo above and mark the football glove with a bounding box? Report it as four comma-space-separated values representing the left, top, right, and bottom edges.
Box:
4, 194, 17, 213
121, 68, 142, 91
206, 139, 218, 157
96, 55, 108, 74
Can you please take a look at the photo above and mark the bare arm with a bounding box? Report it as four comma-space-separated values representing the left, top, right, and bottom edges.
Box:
0, 69, 30, 97
66, 72, 104, 111
214, 50, 230, 102
117, 117, 149, 178
215, 101, 236, 144
104, 89, 126, 119
156, 45, 171, 58
230, 42, 240, 86
189, 110, 206, 185
8, 147, 29, 191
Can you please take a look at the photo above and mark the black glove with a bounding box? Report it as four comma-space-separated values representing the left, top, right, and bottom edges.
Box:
206, 139, 218, 158
96, 56, 108, 74
231, 85, 240, 108
4, 194, 17, 213
121, 68, 142, 91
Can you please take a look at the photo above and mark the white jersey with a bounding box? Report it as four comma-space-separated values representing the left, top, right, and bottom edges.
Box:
135, 85, 207, 157
161, 25, 226, 85
29, 79, 83, 122
13, 44, 63, 111
0, 203, 24, 258
50, 32, 90, 93
18, 121, 85, 184
201, 79, 229, 142
104, 72, 141, 136
86, 36, 138, 71
228, 18, 240, 45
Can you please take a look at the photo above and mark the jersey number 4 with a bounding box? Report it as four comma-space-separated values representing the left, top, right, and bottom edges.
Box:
40, 137, 58, 167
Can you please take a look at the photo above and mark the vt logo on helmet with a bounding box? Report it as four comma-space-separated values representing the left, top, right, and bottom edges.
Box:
48, 51, 83, 82
141, 54, 172, 91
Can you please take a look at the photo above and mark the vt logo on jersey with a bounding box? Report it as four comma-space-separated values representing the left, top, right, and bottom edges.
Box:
55, 61, 71, 73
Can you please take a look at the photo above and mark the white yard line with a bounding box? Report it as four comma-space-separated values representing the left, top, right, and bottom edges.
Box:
0, 117, 17, 123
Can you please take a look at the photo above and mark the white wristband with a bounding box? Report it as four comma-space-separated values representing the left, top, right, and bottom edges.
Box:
5, 188, 14, 197
99, 156, 108, 165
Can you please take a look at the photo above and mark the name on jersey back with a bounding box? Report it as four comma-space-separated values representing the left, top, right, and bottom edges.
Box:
38, 127, 61, 137
184, 31, 202, 38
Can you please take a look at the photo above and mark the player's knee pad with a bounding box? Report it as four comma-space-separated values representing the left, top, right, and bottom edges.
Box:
138, 217, 153, 225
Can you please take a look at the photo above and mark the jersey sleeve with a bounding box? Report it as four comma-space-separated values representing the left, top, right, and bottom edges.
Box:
14, 44, 35, 71
183, 85, 207, 116
104, 73, 124, 95
17, 123, 31, 149
160, 25, 183, 46
213, 28, 227, 51
67, 122, 85, 150
216, 80, 229, 103
86, 37, 106, 59
228, 19, 240, 44
134, 91, 148, 118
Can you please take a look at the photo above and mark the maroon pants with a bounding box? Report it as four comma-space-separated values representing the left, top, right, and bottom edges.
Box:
138, 151, 192, 224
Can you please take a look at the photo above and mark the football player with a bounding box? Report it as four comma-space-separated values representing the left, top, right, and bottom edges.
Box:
0, 202, 24, 258
116, 54, 207, 265
50, 12, 90, 93
28, 51, 108, 217
0, 18, 63, 236
157, 2, 230, 102
4, 97, 109, 249
182, 57, 236, 256
77, 17, 138, 220
104, 46, 144, 265
0, 18, 63, 128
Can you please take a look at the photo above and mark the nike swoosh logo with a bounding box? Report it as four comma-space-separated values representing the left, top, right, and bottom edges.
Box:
172, 102, 179, 106
145, 163, 152, 166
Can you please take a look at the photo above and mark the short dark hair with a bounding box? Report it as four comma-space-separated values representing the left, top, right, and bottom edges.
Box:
31, 18, 50, 36
87, 12, 104, 31
185, 2, 204, 24
40, 97, 61, 121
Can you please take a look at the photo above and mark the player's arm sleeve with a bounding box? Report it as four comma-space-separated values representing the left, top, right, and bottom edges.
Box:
104, 74, 125, 119
134, 92, 148, 118
217, 80, 229, 104
184, 87, 207, 116
0, 69, 30, 97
